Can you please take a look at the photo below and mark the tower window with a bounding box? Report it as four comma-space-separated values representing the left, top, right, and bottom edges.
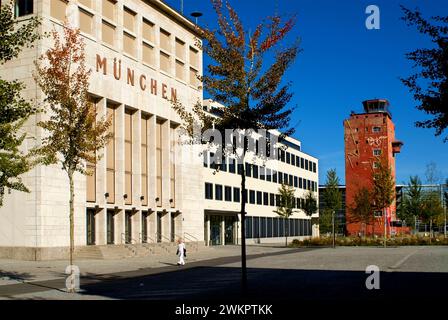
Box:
373, 126, 381, 133
373, 149, 382, 156
15, 0, 33, 17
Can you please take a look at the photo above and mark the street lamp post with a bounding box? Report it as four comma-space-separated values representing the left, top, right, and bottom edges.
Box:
332, 210, 335, 248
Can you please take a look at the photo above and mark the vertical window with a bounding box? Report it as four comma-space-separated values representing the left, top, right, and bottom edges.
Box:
272, 170, 277, 183
141, 116, 149, 206
142, 43, 154, 66
286, 152, 290, 164
305, 159, 309, 171
245, 163, 252, 178
299, 178, 303, 189
296, 156, 300, 167
86, 99, 97, 203
106, 105, 116, 204
233, 187, 240, 203
102, 0, 116, 22
160, 51, 171, 74
373, 149, 382, 156
160, 29, 171, 52
156, 121, 163, 206
245, 217, 253, 239
263, 192, 269, 206
252, 165, 258, 179
229, 158, 236, 173
215, 184, 223, 201
273, 218, 279, 237
270, 193, 275, 206
294, 176, 298, 188
279, 218, 284, 237
51, 0, 67, 21
267, 218, 273, 238
278, 171, 283, 184
15, 0, 33, 17
266, 168, 272, 182
102, 21, 116, 46
300, 158, 304, 168
170, 126, 176, 207
190, 67, 199, 88
253, 217, 260, 238
313, 162, 316, 173
288, 174, 293, 186
260, 167, 265, 180
175, 38, 185, 61
260, 217, 267, 238
249, 190, 255, 204
225, 186, 232, 202
79, 9, 94, 36
124, 110, 133, 205
373, 126, 381, 133
256, 191, 262, 205
205, 183, 213, 200
123, 7, 136, 32
189, 46, 199, 69
142, 19, 155, 43
123, 32, 136, 57
291, 154, 296, 166
176, 60, 185, 81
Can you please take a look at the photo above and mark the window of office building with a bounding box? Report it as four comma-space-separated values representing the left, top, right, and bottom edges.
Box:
160, 51, 171, 74
294, 176, 298, 188
229, 158, 236, 173
220, 157, 227, 172
299, 177, 303, 189
256, 191, 262, 205
260, 217, 267, 238
123, 7, 136, 33
175, 59, 185, 81
15, 0, 33, 17
279, 218, 284, 237
270, 193, 275, 206
278, 171, 283, 184
160, 29, 171, 52
288, 174, 293, 186
233, 187, 240, 203
273, 218, 279, 237
205, 183, 213, 200
284, 173, 289, 185
225, 186, 232, 202
142, 18, 155, 43
190, 67, 199, 88
291, 154, 295, 166
296, 156, 300, 167
189, 46, 199, 69
300, 158, 304, 168
141, 115, 149, 206
78, 0, 91, 8
106, 105, 116, 204
124, 109, 133, 205
102, 0, 116, 21
79, 8, 94, 36
123, 32, 136, 57
51, 0, 67, 21
249, 190, 255, 204
175, 38, 185, 61
170, 126, 176, 207
272, 170, 277, 183
286, 152, 290, 164
263, 192, 269, 206
267, 218, 273, 237
102, 20, 116, 46
156, 121, 163, 206
215, 184, 223, 201
252, 164, 258, 179
245, 163, 251, 178
253, 217, 260, 238
266, 168, 272, 182
260, 167, 265, 180
313, 162, 316, 173
142, 43, 154, 66
305, 159, 309, 171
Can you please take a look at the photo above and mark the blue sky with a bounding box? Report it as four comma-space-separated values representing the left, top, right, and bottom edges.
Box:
165, 0, 448, 185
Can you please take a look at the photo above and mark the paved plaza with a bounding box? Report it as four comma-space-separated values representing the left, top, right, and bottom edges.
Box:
0, 245, 447, 301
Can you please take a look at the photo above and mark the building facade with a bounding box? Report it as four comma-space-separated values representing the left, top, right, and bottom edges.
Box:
0, 0, 319, 260
344, 99, 403, 236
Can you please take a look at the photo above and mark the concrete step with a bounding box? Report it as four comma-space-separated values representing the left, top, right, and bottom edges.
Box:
74, 246, 103, 260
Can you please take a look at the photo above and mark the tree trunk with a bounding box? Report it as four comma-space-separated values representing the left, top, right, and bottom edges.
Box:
383, 208, 387, 248
285, 219, 288, 248
68, 169, 75, 293
240, 160, 247, 293
429, 219, 433, 244
332, 210, 335, 248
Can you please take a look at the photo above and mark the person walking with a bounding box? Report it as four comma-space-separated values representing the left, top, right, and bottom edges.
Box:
176, 238, 186, 266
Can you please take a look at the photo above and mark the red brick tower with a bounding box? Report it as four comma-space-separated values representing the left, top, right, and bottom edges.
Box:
344, 99, 403, 236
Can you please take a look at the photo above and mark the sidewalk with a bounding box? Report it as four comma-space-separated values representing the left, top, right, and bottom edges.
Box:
0, 244, 290, 287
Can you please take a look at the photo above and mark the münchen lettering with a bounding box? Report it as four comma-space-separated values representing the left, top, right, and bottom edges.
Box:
96, 54, 177, 101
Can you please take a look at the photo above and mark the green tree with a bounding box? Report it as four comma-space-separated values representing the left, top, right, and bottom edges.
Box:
400, 7, 448, 142
349, 187, 373, 237
372, 161, 395, 247
322, 169, 342, 247
400, 176, 424, 231
0, 2, 40, 206
33, 25, 111, 291
274, 183, 298, 247
421, 190, 444, 240
303, 190, 318, 218
171, 0, 299, 289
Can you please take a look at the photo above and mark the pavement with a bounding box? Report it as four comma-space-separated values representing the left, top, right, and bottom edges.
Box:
0, 245, 447, 301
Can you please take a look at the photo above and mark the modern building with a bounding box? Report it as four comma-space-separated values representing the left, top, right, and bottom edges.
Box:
344, 99, 403, 236
0, 0, 319, 260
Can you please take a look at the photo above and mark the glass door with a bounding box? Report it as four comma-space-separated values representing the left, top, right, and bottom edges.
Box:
86, 209, 96, 245
224, 216, 235, 245
142, 211, 148, 243
125, 211, 132, 244
157, 212, 162, 242
107, 210, 115, 245
210, 215, 222, 245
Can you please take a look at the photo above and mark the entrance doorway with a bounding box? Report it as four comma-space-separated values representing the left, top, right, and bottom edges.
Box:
107, 210, 115, 245
210, 215, 222, 245
125, 210, 133, 244
142, 211, 148, 243
157, 212, 162, 242
86, 209, 96, 245
171, 212, 176, 242
224, 216, 236, 245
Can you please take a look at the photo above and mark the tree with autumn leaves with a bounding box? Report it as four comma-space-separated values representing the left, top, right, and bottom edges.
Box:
171, 0, 299, 290
33, 24, 111, 291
